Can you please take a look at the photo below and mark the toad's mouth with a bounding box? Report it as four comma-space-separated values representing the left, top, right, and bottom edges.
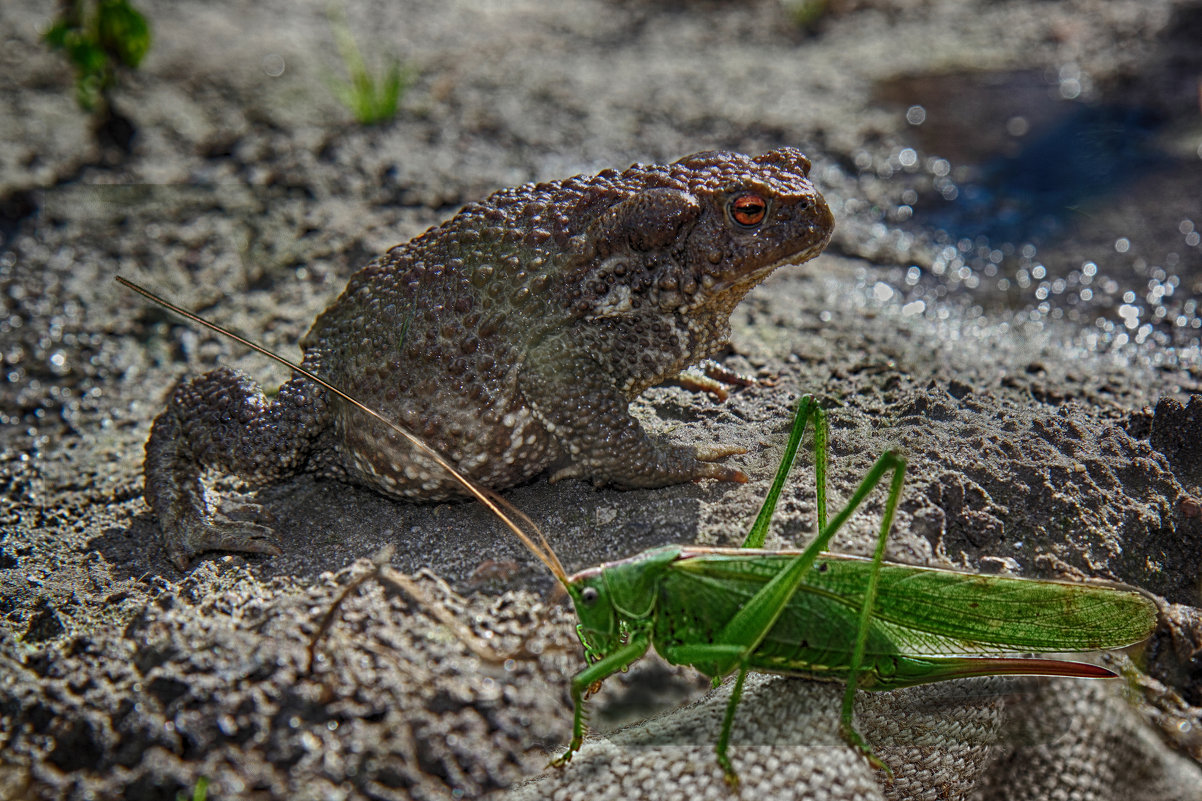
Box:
691, 230, 834, 307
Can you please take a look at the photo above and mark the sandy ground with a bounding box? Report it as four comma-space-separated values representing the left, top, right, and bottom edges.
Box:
2, 0, 1201, 799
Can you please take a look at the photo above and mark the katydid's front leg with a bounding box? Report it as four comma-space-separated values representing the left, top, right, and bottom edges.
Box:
549, 634, 651, 769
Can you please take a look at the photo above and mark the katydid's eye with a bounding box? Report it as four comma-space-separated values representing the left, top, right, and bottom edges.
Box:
581, 586, 599, 605
730, 193, 767, 227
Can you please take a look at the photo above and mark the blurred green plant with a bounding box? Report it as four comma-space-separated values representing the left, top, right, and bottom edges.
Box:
43, 0, 151, 114
781, 0, 830, 28
175, 776, 209, 801
326, 6, 411, 125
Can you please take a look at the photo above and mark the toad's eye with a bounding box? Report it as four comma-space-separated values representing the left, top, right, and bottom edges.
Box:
580, 586, 599, 605
730, 193, 767, 227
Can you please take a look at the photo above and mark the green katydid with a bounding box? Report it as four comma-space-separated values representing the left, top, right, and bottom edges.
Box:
545, 395, 1158, 784
118, 276, 1160, 788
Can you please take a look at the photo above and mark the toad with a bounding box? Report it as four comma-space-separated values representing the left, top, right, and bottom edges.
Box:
145, 148, 834, 568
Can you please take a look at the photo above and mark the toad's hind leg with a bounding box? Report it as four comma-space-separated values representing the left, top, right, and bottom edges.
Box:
144, 366, 331, 569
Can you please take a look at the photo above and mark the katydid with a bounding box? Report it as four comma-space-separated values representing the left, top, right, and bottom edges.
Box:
549, 396, 1158, 784
118, 276, 1160, 788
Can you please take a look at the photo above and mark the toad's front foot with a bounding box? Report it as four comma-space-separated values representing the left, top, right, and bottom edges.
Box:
693, 444, 749, 483
673, 359, 758, 402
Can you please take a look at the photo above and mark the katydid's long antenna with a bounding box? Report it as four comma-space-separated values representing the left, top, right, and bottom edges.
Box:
117, 275, 569, 585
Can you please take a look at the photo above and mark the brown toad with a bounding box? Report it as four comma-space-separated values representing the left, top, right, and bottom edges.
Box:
145, 148, 834, 568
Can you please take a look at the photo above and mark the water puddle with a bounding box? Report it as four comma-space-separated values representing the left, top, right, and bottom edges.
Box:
866, 67, 1202, 359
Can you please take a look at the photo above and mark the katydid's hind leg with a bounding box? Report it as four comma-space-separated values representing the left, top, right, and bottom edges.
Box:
741, 394, 833, 550
714, 409, 908, 695
811, 402, 830, 533
744, 391, 909, 771
838, 452, 907, 775
144, 367, 330, 569
839, 713, 891, 775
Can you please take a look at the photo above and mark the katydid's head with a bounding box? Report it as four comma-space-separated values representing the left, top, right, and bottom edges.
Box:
565, 547, 676, 653
566, 567, 620, 652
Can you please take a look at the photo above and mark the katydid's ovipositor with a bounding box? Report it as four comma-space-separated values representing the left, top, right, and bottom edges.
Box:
118, 276, 1159, 789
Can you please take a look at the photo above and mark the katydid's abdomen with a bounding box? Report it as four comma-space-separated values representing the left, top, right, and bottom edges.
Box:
651, 547, 1157, 687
